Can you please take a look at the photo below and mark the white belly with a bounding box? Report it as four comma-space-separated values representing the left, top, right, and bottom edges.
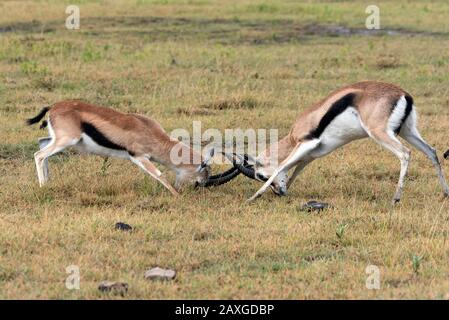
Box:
74, 133, 130, 159
309, 107, 368, 158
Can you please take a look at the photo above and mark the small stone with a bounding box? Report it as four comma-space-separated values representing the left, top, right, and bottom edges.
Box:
98, 281, 128, 296
300, 200, 329, 212
144, 267, 176, 281
115, 222, 132, 231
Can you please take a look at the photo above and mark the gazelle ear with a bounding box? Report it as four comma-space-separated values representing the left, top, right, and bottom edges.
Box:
198, 148, 214, 171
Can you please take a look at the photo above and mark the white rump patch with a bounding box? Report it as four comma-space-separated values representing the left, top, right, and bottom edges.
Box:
388, 95, 407, 134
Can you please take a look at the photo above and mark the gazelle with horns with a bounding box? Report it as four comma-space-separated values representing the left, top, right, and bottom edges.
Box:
231, 81, 449, 203
27, 100, 241, 195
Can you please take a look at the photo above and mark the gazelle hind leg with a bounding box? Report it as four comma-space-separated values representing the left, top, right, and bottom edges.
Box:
130, 156, 179, 196
248, 139, 320, 201
38, 137, 52, 181
399, 118, 449, 197
369, 129, 410, 204
34, 137, 76, 186
287, 159, 313, 188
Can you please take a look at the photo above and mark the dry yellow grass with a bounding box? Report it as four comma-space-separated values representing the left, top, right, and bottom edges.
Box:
1, 0, 449, 299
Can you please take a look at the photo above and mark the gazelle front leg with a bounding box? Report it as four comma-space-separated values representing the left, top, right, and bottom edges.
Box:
130, 156, 179, 196
287, 159, 313, 188
248, 139, 320, 201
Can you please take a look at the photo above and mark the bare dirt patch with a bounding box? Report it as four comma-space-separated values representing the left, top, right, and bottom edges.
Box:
2, 17, 447, 45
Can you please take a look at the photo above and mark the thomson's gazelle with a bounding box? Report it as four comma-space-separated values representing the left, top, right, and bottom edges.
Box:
27, 100, 241, 195
232, 81, 449, 203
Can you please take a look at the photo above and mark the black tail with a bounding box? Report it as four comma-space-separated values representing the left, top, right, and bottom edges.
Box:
26, 107, 50, 126
444, 149, 449, 159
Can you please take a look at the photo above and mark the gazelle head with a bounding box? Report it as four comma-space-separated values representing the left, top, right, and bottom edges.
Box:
174, 147, 214, 189
234, 153, 288, 196
227, 137, 296, 196
174, 147, 242, 189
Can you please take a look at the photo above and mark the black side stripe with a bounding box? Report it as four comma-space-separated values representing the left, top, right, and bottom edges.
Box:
81, 122, 134, 156
393, 94, 413, 135
305, 93, 356, 140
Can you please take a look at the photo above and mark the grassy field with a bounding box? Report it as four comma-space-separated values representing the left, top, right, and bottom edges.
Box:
1, 0, 449, 299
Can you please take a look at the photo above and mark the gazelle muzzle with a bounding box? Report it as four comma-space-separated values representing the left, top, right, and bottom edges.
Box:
232, 153, 287, 196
